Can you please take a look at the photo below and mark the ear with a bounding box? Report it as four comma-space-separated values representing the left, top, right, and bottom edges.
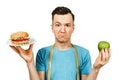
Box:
51, 24, 54, 33
72, 24, 75, 32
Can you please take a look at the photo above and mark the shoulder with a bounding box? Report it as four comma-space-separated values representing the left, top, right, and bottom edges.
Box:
73, 44, 89, 53
38, 45, 52, 51
73, 44, 92, 70
73, 44, 91, 57
36, 45, 52, 57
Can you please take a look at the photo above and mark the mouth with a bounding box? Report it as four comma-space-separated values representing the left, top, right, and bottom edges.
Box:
58, 34, 65, 38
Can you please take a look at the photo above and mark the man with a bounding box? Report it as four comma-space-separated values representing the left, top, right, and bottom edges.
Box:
10, 6, 111, 80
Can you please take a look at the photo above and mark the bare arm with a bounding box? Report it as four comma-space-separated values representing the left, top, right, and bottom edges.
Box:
86, 48, 111, 80
27, 60, 40, 80
81, 69, 99, 80
10, 44, 40, 80
81, 48, 111, 80
38, 71, 45, 80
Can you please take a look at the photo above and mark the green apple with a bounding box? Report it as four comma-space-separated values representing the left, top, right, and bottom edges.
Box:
98, 41, 110, 51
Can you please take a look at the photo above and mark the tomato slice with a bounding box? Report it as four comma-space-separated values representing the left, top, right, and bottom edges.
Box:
12, 39, 29, 42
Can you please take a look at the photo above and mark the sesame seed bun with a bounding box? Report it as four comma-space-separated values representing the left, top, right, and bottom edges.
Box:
10, 31, 29, 45
10, 31, 29, 39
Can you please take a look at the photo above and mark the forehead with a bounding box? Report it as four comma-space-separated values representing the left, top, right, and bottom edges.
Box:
53, 13, 73, 24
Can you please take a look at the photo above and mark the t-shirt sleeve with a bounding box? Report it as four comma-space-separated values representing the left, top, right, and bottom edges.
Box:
36, 49, 46, 71
80, 49, 92, 75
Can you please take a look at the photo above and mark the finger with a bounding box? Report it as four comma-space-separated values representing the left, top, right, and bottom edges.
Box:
10, 46, 20, 53
98, 51, 102, 61
93, 51, 102, 68
107, 48, 111, 62
16, 46, 25, 54
28, 43, 34, 52
104, 48, 109, 63
101, 49, 106, 64
108, 48, 111, 58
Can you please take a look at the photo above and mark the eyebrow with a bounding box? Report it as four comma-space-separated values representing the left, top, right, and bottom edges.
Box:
54, 22, 71, 25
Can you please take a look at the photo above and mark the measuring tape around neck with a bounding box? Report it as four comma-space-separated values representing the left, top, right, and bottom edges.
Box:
48, 45, 80, 80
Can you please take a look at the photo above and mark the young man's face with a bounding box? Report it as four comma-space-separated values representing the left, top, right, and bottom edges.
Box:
52, 13, 74, 43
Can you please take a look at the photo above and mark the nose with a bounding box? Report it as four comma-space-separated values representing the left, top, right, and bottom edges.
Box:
61, 26, 66, 32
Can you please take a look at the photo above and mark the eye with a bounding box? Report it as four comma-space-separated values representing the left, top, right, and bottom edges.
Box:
55, 24, 60, 27
66, 24, 71, 27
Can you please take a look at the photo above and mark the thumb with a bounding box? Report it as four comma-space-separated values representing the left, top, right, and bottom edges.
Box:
28, 44, 34, 52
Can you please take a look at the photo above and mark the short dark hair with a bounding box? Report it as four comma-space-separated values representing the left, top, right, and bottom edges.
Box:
52, 6, 75, 21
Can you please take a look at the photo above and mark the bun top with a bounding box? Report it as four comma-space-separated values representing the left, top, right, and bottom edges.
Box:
10, 31, 29, 39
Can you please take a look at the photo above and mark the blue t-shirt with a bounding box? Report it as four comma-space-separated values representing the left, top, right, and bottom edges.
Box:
36, 45, 92, 80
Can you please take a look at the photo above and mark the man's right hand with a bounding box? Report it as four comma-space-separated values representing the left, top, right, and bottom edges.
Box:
10, 44, 34, 63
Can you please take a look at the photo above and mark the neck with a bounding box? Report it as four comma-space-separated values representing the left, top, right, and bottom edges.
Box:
54, 42, 73, 50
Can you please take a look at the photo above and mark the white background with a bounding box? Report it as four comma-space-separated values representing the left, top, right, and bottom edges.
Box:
0, 0, 120, 80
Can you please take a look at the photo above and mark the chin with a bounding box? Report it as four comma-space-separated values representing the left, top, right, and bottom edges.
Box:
57, 39, 67, 43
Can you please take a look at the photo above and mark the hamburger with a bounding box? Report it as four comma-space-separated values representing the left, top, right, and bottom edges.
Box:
10, 31, 30, 45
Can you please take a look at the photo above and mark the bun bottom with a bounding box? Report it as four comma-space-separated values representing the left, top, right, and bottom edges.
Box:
11, 40, 29, 45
